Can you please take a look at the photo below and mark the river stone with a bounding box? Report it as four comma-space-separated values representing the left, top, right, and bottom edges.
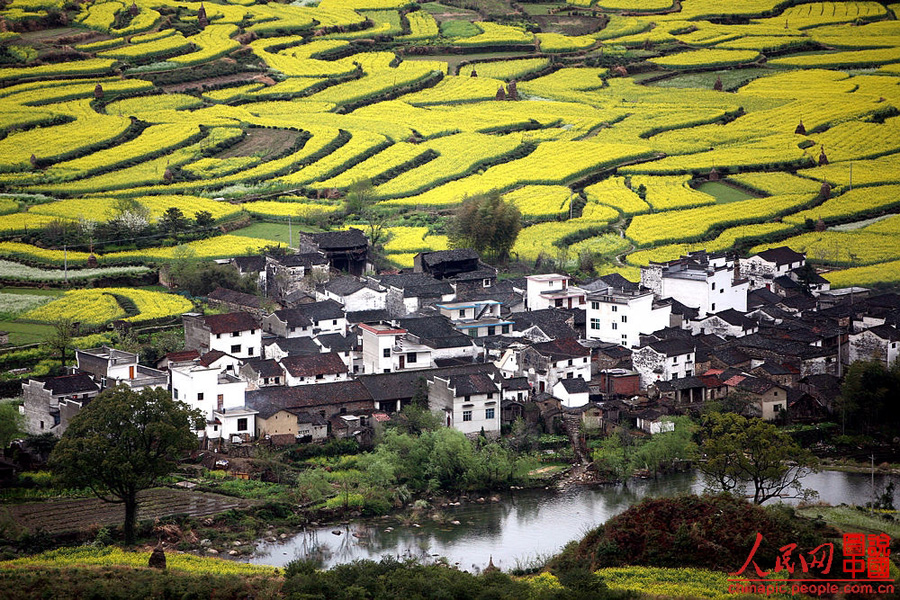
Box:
233, 541, 242, 546
148, 547, 166, 569
206, 548, 219, 555
200, 539, 211, 546
280, 533, 288, 539
228, 550, 238, 556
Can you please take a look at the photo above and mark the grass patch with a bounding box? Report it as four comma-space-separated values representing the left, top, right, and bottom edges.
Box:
796, 505, 900, 539
649, 68, 771, 91
694, 181, 757, 204
1, 321, 56, 345
440, 20, 482, 38
0, 287, 66, 297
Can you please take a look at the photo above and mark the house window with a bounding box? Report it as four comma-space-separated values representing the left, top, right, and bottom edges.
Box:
591, 301, 599, 310
237, 418, 248, 431
290, 327, 296, 333
383, 348, 390, 358
622, 315, 627, 323
622, 334, 627, 341
316, 374, 324, 380
568, 359, 573, 366
567, 371, 574, 378
672, 373, 678, 380
487, 392, 494, 399
173, 388, 179, 399
459, 309, 466, 318
685, 370, 692, 377
197, 393, 204, 401
774, 404, 784, 412
773, 391, 778, 396
483, 279, 491, 288
612, 322, 618, 330
39, 420, 44, 430
488, 326, 496, 336
611, 305, 617, 312
711, 303, 716, 311
464, 395, 470, 402
672, 356, 678, 363
263, 377, 269, 385
232, 332, 239, 337
485, 408, 495, 420
555, 299, 563, 307
214, 425, 218, 432
333, 320, 338, 325
248, 347, 255, 356
720, 288, 724, 294
462, 410, 472, 422
408, 353, 417, 363
250, 329, 256, 335
712, 282, 716, 291
502, 324, 510, 334
275, 377, 280, 384
231, 344, 241, 354
590, 318, 600, 330
217, 395, 224, 411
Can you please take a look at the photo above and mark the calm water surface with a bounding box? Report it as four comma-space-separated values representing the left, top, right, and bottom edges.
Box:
246, 470, 898, 570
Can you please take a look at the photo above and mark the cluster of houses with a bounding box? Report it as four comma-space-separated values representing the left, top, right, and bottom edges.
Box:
18, 229, 900, 448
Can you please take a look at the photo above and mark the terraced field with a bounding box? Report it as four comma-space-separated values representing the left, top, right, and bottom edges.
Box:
0, 0, 898, 292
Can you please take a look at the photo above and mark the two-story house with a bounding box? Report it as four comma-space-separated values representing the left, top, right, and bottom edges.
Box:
169, 357, 255, 440
641, 252, 748, 317
429, 366, 502, 437
183, 312, 261, 360
359, 322, 433, 374
585, 288, 671, 348
632, 339, 696, 389
75, 346, 167, 390
279, 352, 349, 386
20, 373, 100, 436
518, 337, 591, 393
436, 299, 514, 338
320, 276, 386, 312
740, 246, 806, 291
525, 273, 586, 311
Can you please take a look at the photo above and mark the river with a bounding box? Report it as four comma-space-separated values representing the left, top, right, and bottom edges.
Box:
245, 469, 898, 571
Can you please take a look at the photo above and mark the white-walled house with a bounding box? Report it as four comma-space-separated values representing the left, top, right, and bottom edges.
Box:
740, 246, 806, 291
585, 289, 671, 347
687, 309, 759, 338
169, 359, 255, 440
75, 346, 167, 390
279, 352, 349, 386
428, 368, 502, 436
848, 325, 900, 368
632, 339, 696, 389
525, 274, 586, 311
641, 252, 747, 318
358, 322, 433, 374
436, 299, 514, 338
321, 276, 386, 312
553, 377, 590, 409
183, 312, 261, 360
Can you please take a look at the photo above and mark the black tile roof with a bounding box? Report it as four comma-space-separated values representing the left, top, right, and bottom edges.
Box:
399, 316, 474, 349
271, 308, 313, 328
645, 339, 694, 357
263, 336, 321, 356
308, 228, 368, 250
346, 309, 392, 324
204, 312, 259, 335
502, 376, 531, 391
558, 377, 590, 394
243, 358, 283, 378
358, 363, 500, 402
600, 273, 640, 291
231, 255, 266, 273
316, 332, 357, 353
208, 287, 261, 309
43, 373, 99, 396
246, 380, 372, 417
748, 288, 781, 308
531, 337, 590, 360
514, 309, 578, 340
419, 249, 479, 267
447, 372, 499, 396
863, 324, 900, 342
704, 308, 756, 329
325, 276, 368, 296
378, 273, 454, 298
756, 246, 805, 266
280, 352, 347, 377
296, 299, 345, 323
275, 252, 328, 268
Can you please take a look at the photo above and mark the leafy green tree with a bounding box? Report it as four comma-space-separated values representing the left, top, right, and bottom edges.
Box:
343, 178, 375, 217
159, 206, 190, 238
447, 191, 522, 263
592, 428, 635, 484
632, 416, 697, 477
0, 402, 24, 448
50, 386, 202, 543
194, 210, 214, 229
702, 390, 755, 418
46, 318, 78, 368
836, 359, 900, 436
698, 412, 818, 504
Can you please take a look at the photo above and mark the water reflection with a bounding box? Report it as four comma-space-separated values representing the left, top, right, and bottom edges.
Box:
247, 470, 897, 570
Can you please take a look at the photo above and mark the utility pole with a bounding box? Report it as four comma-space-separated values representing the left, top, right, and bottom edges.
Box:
288, 216, 293, 248
64, 245, 68, 284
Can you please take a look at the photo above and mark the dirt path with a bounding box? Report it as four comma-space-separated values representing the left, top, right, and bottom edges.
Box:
2, 488, 258, 535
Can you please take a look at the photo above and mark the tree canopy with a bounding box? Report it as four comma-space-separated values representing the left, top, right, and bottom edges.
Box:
447, 191, 522, 263
698, 412, 818, 504
50, 386, 202, 543
0, 402, 24, 449
836, 359, 900, 437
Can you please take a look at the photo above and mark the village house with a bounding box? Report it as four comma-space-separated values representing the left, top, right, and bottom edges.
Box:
687, 309, 759, 338
740, 246, 806, 291
428, 366, 502, 436
641, 251, 748, 317
299, 228, 370, 276
436, 299, 514, 338
265, 253, 330, 304
262, 336, 321, 361
279, 352, 349, 386
525, 273, 586, 311
238, 358, 284, 389
552, 377, 590, 409
848, 325, 900, 368
246, 380, 375, 433
314, 332, 360, 373
374, 273, 456, 317
632, 339, 696, 389
517, 337, 591, 393
74, 346, 167, 390
319, 276, 386, 312
585, 287, 671, 347
183, 312, 261, 360
414, 249, 498, 295
254, 403, 329, 441
359, 322, 434, 374
169, 355, 255, 440
207, 287, 271, 318
20, 373, 100, 437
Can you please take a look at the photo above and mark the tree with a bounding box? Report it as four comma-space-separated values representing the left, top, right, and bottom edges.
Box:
343, 178, 375, 217
698, 412, 818, 504
159, 207, 190, 239
50, 386, 202, 543
47, 318, 78, 369
194, 210, 214, 229
0, 402, 24, 448
447, 191, 522, 263
836, 359, 900, 436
